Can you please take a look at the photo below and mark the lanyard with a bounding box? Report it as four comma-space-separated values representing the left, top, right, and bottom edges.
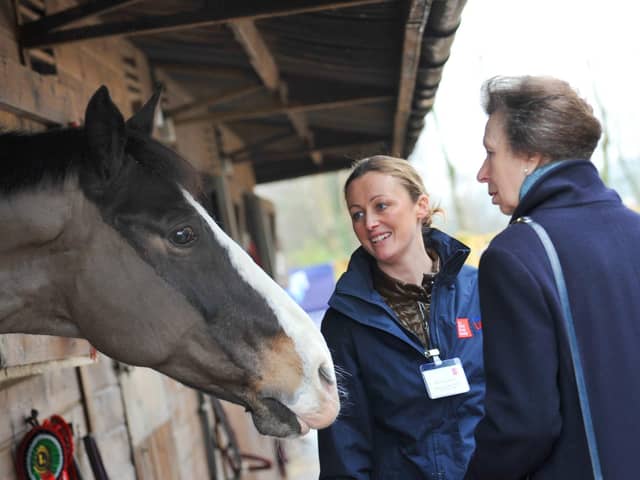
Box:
418, 301, 441, 364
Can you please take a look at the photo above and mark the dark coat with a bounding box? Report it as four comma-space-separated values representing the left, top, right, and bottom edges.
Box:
465, 160, 640, 480
319, 229, 484, 480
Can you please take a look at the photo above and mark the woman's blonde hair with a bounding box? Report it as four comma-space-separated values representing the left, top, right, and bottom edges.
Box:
344, 155, 442, 226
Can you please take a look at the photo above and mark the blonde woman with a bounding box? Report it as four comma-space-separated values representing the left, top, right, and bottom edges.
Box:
319, 156, 484, 479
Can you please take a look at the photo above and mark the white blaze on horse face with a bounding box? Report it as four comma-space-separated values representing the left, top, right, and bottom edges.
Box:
181, 189, 339, 430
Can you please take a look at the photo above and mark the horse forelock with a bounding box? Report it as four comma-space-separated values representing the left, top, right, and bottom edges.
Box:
125, 130, 203, 197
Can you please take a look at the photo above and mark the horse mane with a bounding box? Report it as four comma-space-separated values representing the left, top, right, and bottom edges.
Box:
0, 127, 202, 197
0, 127, 86, 194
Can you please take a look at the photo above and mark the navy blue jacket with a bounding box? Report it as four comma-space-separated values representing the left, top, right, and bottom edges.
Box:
319, 229, 484, 480
465, 160, 640, 479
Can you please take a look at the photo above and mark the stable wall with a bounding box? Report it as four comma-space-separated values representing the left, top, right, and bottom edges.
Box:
0, 1, 287, 479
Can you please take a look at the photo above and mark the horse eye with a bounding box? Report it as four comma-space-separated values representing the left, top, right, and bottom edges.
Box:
170, 226, 197, 246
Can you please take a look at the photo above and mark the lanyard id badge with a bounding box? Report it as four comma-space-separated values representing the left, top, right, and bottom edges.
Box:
420, 356, 470, 399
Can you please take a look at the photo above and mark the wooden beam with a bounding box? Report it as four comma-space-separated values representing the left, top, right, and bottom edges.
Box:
229, 19, 322, 164
154, 63, 255, 80
18, 5, 41, 21
392, 0, 430, 157
26, 47, 56, 66
310, 140, 388, 157
230, 20, 280, 91
237, 140, 389, 164
174, 95, 394, 126
283, 110, 324, 162
24, 0, 46, 10
228, 131, 297, 159
253, 156, 356, 184
165, 85, 263, 118
0, 355, 95, 382
20, 0, 142, 36
20, 0, 386, 48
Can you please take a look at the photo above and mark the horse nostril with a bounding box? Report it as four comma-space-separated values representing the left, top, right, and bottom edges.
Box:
318, 363, 335, 386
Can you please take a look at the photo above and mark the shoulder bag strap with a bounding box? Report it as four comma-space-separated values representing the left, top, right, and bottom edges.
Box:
516, 216, 603, 480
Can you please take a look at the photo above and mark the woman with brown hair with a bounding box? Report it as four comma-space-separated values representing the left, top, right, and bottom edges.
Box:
465, 75, 640, 479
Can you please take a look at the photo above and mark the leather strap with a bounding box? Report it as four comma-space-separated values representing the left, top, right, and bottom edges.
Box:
517, 216, 603, 480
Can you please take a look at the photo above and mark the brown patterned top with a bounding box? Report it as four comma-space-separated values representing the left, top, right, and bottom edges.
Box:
372, 253, 439, 348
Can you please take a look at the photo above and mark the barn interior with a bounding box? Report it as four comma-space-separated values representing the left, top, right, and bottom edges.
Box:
0, 1, 466, 478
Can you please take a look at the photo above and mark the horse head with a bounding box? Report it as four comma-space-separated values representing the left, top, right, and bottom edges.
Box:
0, 86, 339, 437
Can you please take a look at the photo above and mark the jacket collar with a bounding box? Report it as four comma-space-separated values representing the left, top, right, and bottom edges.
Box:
330, 228, 469, 306
511, 159, 621, 223
327, 228, 469, 349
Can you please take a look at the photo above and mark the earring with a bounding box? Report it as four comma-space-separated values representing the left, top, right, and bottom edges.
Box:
523, 168, 529, 175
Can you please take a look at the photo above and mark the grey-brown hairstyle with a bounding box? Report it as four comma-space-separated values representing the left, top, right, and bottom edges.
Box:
344, 155, 442, 226
481, 75, 602, 161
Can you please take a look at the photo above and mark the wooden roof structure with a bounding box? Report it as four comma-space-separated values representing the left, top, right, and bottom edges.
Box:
19, 0, 467, 184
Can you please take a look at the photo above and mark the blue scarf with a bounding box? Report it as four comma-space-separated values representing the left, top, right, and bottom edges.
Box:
519, 160, 567, 200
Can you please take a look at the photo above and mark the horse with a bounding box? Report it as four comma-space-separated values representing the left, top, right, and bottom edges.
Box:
0, 86, 339, 437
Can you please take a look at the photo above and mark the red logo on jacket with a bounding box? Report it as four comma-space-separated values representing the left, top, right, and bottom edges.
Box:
456, 318, 473, 338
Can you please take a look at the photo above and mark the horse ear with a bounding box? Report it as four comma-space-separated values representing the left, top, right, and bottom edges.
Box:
126, 88, 162, 136
84, 86, 126, 183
